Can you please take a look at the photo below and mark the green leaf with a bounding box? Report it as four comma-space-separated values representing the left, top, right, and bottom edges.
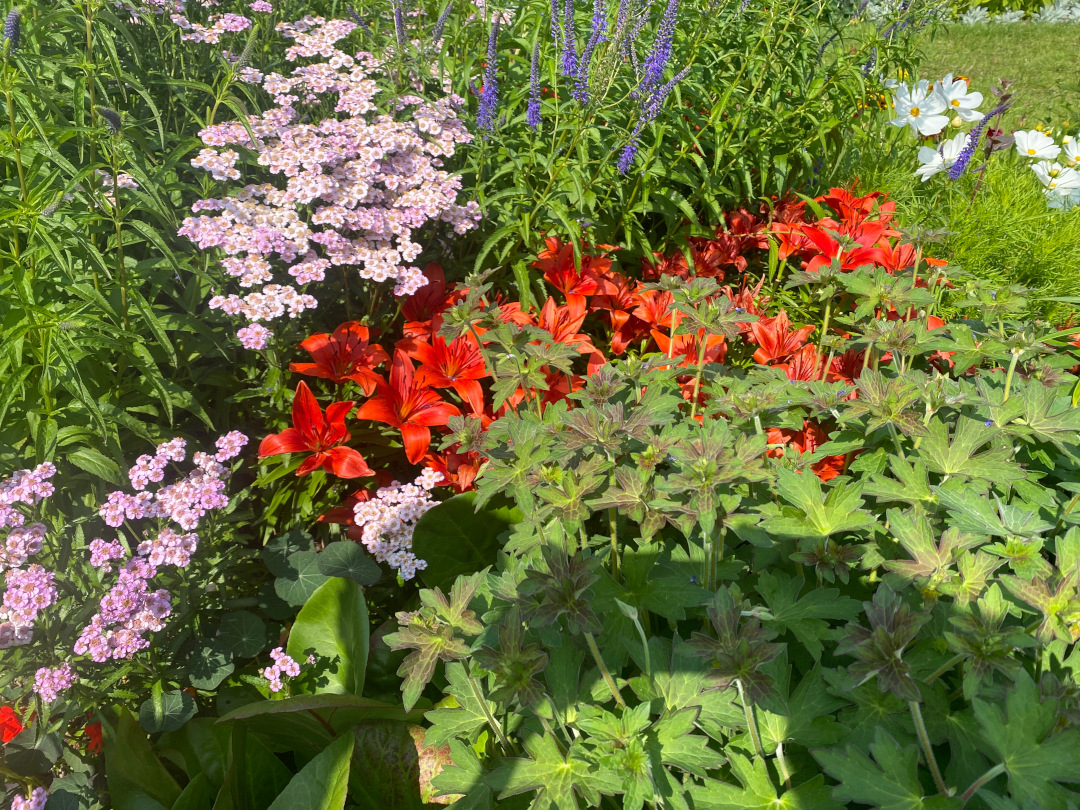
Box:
814, 728, 960, 810
266, 731, 354, 810
347, 722, 425, 810
187, 641, 236, 692
287, 577, 369, 696
66, 447, 125, 486
317, 541, 381, 586
917, 416, 1025, 484
972, 671, 1080, 808
688, 754, 844, 809
274, 550, 330, 606
262, 530, 314, 577
103, 708, 182, 810
5, 728, 62, 776
430, 740, 492, 809
217, 612, 268, 659
412, 492, 521, 591
757, 571, 861, 659
171, 773, 215, 810
139, 690, 197, 734
763, 469, 875, 540
758, 663, 847, 751
424, 662, 494, 750
488, 733, 621, 809
213, 726, 295, 810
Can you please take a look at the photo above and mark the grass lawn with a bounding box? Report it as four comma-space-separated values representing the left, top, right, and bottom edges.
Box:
917, 23, 1080, 127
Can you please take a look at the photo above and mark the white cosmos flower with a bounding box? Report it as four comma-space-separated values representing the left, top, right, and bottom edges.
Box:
890, 81, 950, 136
1014, 130, 1061, 160
931, 74, 983, 122
1032, 161, 1080, 195
914, 132, 968, 181
1063, 139, 1080, 167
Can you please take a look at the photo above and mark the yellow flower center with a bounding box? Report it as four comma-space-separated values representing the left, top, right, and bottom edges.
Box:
951, 99, 960, 107
910, 107, 920, 117
1028, 148, 1037, 155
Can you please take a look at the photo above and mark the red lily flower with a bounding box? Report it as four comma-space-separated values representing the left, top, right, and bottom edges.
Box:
423, 448, 482, 493
652, 328, 728, 369
591, 272, 648, 354
403, 335, 488, 415
800, 224, 891, 273
767, 419, 849, 481
631, 289, 676, 331
748, 311, 815, 364
532, 237, 610, 304
721, 278, 769, 339
828, 349, 865, 386
536, 297, 597, 354
875, 242, 917, 274
1, 706, 23, 743
85, 720, 103, 754
402, 264, 465, 340
290, 321, 390, 395
355, 351, 461, 464
773, 344, 823, 381
258, 381, 373, 478
642, 251, 690, 280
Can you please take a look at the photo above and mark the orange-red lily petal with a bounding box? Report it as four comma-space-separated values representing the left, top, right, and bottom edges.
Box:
290, 321, 390, 395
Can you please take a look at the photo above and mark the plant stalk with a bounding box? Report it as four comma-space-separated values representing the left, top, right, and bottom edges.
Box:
584, 631, 626, 708
736, 678, 766, 761
909, 700, 948, 796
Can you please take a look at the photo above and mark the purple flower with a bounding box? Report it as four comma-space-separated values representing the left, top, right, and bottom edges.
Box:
561, 0, 577, 77
618, 65, 689, 173
477, 22, 500, 130
527, 42, 542, 129
736, 0, 750, 12
3, 9, 20, 53
574, 0, 607, 103
948, 101, 1008, 180
640, 0, 677, 98
861, 46, 876, 77
550, 0, 562, 49
393, 0, 406, 46
433, 1, 452, 40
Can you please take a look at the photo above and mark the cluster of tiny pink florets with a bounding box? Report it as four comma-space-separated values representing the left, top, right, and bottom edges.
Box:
12, 788, 48, 810
352, 468, 443, 581
179, 15, 481, 348
34, 663, 77, 703
73, 433, 248, 663
171, 11, 253, 43
262, 646, 301, 692
0, 463, 57, 650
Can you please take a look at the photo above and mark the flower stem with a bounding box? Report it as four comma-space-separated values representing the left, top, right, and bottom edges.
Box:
689, 334, 709, 420
960, 762, 1006, 806
584, 631, 626, 708
909, 700, 948, 796
924, 653, 964, 685
1003, 349, 1020, 402
775, 740, 792, 789
736, 678, 766, 761
465, 664, 513, 754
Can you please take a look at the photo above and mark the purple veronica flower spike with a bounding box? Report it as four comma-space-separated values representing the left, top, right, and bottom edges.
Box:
527, 42, 542, 129
561, 0, 578, 77
639, 0, 677, 97
948, 101, 1007, 180
3, 8, 20, 52
574, 0, 607, 103
432, 2, 452, 41
477, 22, 500, 131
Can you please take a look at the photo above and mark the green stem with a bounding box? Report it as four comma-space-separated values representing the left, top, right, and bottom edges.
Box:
775, 740, 792, 790
924, 653, 964, 685
909, 701, 948, 796
584, 631, 626, 708
465, 665, 513, 754
608, 505, 620, 581
736, 679, 766, 761
960, 762, 1006, 806
1002, 349, 1020, 402
689, 333, 709, 420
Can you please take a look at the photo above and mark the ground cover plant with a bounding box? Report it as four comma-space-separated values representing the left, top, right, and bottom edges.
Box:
3, 0, 1080, 807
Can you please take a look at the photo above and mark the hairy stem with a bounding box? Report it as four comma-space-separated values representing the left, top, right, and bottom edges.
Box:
924, 653, 964, 685
960, 762, 1006, 806
1002, 349, 1020, 403
465, 664, 513, 754
775, 740, 792, 789
585, 631, 626, 708
909, 700, 948, 796
736, 679, 766, 761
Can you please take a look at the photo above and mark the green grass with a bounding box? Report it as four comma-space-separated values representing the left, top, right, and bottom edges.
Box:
918, 23, 1080, 127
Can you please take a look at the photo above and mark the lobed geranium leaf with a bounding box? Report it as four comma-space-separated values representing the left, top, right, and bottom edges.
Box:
882, 509, 982, 588
763, 468, 876, 540
917, 415, 1025, 484
757, 571, 861, 660
690, 753, 844, 809
813, 728, 960, 810
487, 733, 621, 809
972, 671, 1080, 808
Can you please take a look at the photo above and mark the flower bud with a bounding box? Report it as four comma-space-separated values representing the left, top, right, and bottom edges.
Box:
950, 115, 963, 128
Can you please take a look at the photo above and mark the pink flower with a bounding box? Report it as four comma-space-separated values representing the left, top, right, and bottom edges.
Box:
34, 663, 76, 703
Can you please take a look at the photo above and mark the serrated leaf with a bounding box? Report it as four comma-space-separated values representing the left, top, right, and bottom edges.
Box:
917, 416, 1025, 484
763, 469, 875, 540
757, 571, 861, 659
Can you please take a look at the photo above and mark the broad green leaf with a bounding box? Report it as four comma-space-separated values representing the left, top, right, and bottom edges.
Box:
266, 732, 353, 810
917, 416, 1025, 484
139, 690, 197, 734
103, 708, 182, 810
287, 577, 369, 696
217, 612, 267, 659
487, 733, 621, 809
347, 721, 425, 810
188, 642, 235, 691
689, 754, 844, 809
412, 492, 522, 591
317, 541, 381, 586
763, 469, 875, 540
274, 550, 330, 606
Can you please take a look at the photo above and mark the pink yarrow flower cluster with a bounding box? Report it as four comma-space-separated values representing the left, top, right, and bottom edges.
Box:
34, 663, 77, 703
262, 646, 300, 692
351, 468, 442, 581
0, 462, 56, 529
12, 788, 48, 810
179, 16, 481, 346
75, 433, 245, 662
172, 11, 253, 43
